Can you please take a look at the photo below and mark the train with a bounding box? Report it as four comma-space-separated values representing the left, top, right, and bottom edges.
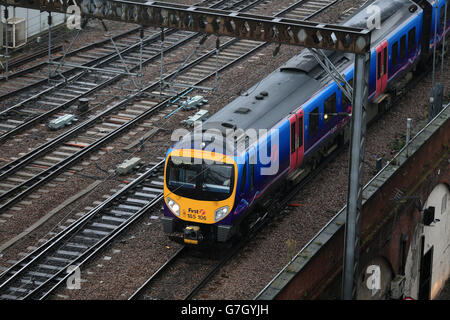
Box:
162, 0, 450, 245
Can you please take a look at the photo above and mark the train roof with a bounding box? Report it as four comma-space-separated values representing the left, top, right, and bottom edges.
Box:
200, 0, 421, 135
202, 69, 322, 133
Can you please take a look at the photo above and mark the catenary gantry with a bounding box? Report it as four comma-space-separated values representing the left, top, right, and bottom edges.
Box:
0, 0, 371, 53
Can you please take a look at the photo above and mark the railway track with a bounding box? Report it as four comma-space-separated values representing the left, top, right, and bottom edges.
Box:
0, 28, 194, 142
0, 0, 264, 143
0, 0, 343, 300
0, 0, 257, 97
0, 45, 63, 74
0, 161, 165, 300
0, 0, 270, 210
0, 26, 144, 97
128, 245, 229, 300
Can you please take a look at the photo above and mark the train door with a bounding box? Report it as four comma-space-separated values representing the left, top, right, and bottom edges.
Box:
296, 111, 304, 167
289, 112, 304, 173
376, 40, 388, 97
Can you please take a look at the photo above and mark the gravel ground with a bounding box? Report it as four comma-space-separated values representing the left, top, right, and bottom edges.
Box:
0, 0, 448, 300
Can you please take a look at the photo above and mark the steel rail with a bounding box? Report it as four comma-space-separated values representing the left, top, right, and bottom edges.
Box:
0, 45, 63, 75
128, 246, 187, 300
0, 29, 194, 143
0, 160, 165, 299
0, 27, 142, 96
36, 194, 165, 300
0, 0, 261, 142
0, 0, 243, 99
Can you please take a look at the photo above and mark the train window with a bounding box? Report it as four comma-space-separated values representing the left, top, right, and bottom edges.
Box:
408, 27, 416, 53
309, 107, 320, 137
240, 162, 247, 193
392, 41, 399, 66
324, 93, 336, 124
400, 35, 406, 59
291, 123, 296, 154
166, 157, 234, 201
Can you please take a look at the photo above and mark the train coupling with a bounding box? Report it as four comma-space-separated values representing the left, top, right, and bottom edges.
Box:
183, 226, 203, 245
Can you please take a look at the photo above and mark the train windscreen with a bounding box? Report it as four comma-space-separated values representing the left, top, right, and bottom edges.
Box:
166, 156, 234, 201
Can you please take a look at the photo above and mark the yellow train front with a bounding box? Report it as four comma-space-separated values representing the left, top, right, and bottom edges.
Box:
161, 143, 240, 245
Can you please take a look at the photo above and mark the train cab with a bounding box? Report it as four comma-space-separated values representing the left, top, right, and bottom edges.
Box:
162, 137, 241, 244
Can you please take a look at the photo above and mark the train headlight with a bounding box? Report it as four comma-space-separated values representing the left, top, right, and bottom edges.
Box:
167, 197, 180, 216
215, 206, 229, 222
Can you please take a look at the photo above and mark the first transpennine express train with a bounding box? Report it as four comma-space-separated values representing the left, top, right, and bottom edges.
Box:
162, 0, 450, 245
